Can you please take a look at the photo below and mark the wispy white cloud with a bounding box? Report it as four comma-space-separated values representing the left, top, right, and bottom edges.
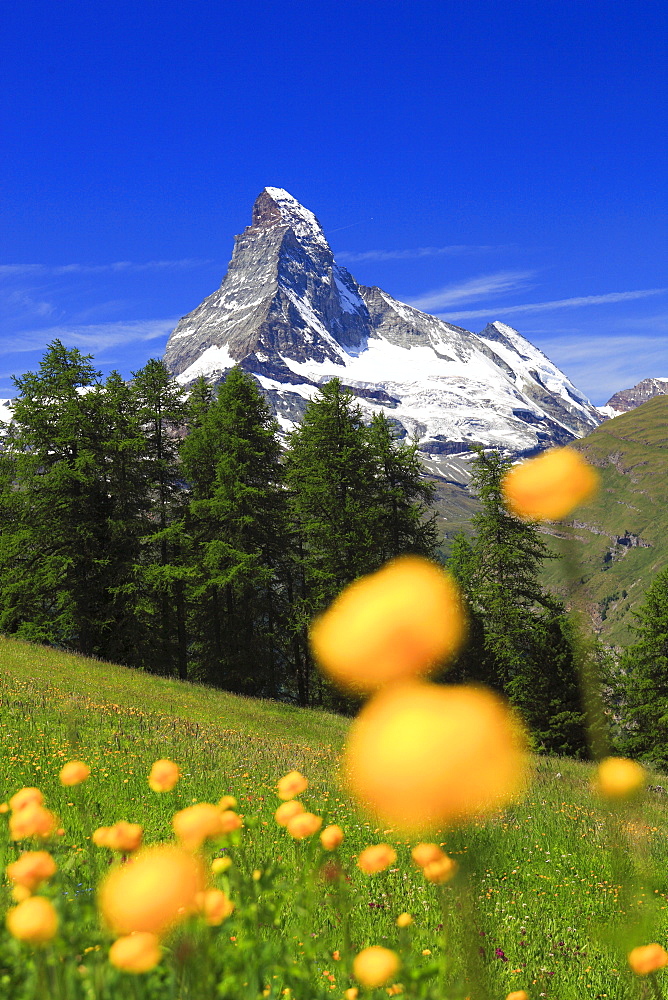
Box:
336, 245, 511, 263
440, 287, 667, 321
407, 271, 535, 311
0, 318, 179, 356
0, 259, 213, 278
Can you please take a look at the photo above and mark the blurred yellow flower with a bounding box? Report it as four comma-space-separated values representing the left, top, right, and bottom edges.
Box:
218, 795, 238, 811
148, 759, 180, 792
344, 990, 359, 1000
219, 809, 243, 833
396, 912, 413, 928
6, 851, 57, 892
343, 681, 528, 833
423, 855, 458, 884
93, 821, 143, 853
275, 800, 304, 826
98, 845, 205, 936
320, 824, 344, 850
502, 446, 599, 522
9, 787, 43, 812
11, 885, 32, 903
211, 856, 232, 874
6, 896, 58, 945
59, 760, 90, 786
386, 985, 403, 996
628, 943, 668, 976
357, 844, 397, 873
353, 946, 400, 988
410, 843, 445, 868
310, 556, 466, 693
286, 812, 322, 840
9, 803, 58, 841
594, 757, 646, 799
277, 770, 308, 800
172, 803, 226, 850
199, 888, 235, 926
109, 932, 161, 973
506, 992, 529, 1000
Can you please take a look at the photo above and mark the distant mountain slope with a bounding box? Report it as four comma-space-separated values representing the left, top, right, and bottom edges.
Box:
541, 395, 668, 647
164, 187, 601, 480
598, 377, 668, 419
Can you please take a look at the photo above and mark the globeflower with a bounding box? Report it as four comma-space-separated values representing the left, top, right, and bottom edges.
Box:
594, 757, 646, 799
320, 824, 344, 850
93, 821, 143, 853
6, 851, 57, 892
628, 943, 668, 976
396, 913, 413, 927
411, 843, 445, 868
353, 946, 400, 988
423, 855, 458, 884
148, 759, 180, 792
219, 810, 243, 833
211, 856, 232, 874
357, 844, 397, 873
199, 888, 235, 926
277, 770, 308, 800
218, 795, 237, 811
310, 556, 466, 693
109, 933, 162, 973
286, 812, 322, 840
506, 992, 530, 1000
59, 760, 90, 786
275, 800, 304, 826
502, 446, 599, 522
343, 681, 528, 833
98, 845, 205, 936
9, 803, 58, 841
9, 787, 43, 812
6, 896, 58, 944
172, 804, 226, 850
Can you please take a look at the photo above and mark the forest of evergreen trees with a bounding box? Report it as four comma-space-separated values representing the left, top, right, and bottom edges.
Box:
5, 339, 654, 762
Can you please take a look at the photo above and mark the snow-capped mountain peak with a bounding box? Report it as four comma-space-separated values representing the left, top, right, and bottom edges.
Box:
163, 189, 602, 474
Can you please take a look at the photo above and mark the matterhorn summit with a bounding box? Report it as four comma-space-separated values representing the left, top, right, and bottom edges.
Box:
164, 187, 601, 476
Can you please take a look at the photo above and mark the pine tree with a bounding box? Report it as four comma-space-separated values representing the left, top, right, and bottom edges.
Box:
0, 342, 113, 655
181, 367, 289, 696
619, 566, 668, 766
448, 448, 588, 756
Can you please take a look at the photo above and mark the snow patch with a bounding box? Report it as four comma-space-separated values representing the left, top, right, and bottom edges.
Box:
175, 344, 236, 384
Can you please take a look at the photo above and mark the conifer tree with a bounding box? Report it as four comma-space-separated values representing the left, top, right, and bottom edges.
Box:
448, 448, 587, 756
180, 367, 289, 696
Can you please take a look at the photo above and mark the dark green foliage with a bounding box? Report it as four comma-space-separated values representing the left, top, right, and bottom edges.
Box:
618, 566, 668, 767
448, 449, 588, 757
181, 367, 289, 696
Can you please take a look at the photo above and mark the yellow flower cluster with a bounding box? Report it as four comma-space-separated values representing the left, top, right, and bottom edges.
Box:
502, 445, 599, 522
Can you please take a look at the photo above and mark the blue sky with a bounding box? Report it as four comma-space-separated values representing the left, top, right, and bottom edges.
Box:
1, 0, 666, 405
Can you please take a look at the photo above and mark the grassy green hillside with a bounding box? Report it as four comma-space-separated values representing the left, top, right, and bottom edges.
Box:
2, 637, 668, 998
540, 395, 668, 647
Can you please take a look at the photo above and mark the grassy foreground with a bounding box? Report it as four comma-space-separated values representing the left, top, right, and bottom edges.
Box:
1, 636, 668, 999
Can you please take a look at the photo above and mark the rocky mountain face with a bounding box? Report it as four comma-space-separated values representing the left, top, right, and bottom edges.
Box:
599, 377, 668, 418
164, 187, 602, 479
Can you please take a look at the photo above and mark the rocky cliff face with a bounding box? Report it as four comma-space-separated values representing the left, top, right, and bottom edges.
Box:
164, 187, 602, 477
600, 377, 668, 417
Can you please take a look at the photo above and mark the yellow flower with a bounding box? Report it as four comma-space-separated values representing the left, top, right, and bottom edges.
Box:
310, 556, 466, 693
93, 821, 143, 853
286, 812, 322, 840
357, 844, 397, 873
211, 856, 232, 874
59, 760, 90, 786
219, 810, 243, 833
98, 845, 205, 936
277, 770, 308, 800
506, 992, 530, 1000
423, 855, 458, 884
11, 885, 32, 903
148, 759, 180, 792
6, 896, 58, 945
275, 800, 305, 826
109, 933, 161, 973
386, 985, 403, 996
628, 943, 668, 976
218, 795, 237, 811
6, 851, 57, 892
343, 681, 528, 833
594, 757, 646, 799
353, 947, 400, 988
9, 803, 58, 841
199, 888, 235, 926
396, 913, 413, 928
9, 787, 43, 812
502, 446, 599, 522
320, 824, 344, 851
172, 803, 226, 850
410, 843, 445, 868
344, 990, 359, 1000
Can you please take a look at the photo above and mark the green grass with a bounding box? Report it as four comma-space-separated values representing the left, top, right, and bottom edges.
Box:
2, 637, 668, 999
